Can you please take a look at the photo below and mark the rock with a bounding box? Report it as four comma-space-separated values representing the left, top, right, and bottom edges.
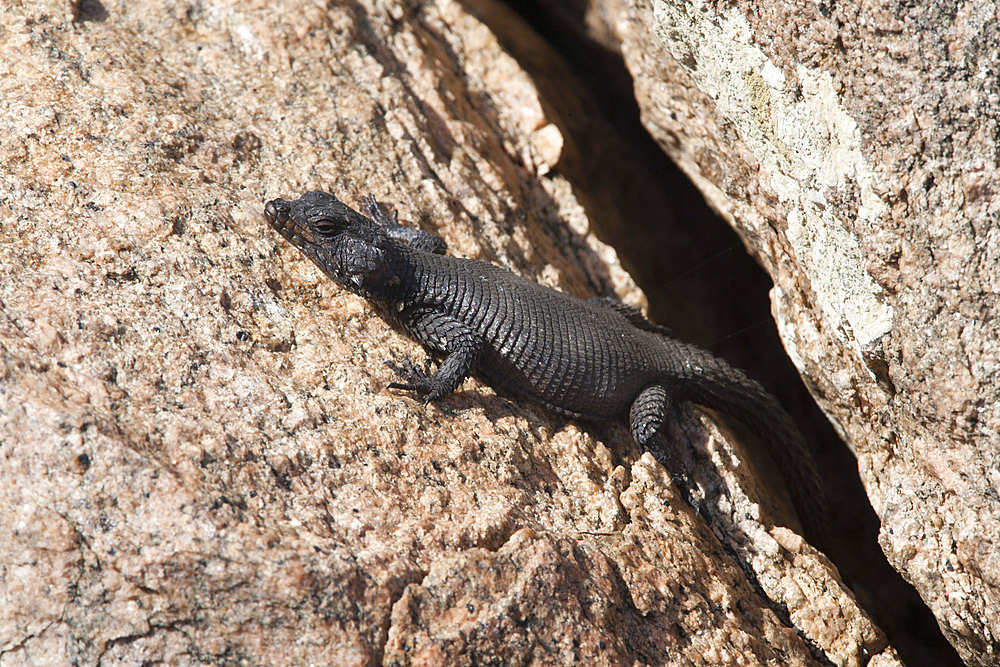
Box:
0, 0, 893, 664
580, 0, 999, 663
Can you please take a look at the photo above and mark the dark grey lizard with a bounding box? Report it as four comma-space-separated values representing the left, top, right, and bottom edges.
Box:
263, 190, 826, 535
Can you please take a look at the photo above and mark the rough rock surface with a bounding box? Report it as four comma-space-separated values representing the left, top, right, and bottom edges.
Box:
585, 0, 999, 664
1, 0, 895, 664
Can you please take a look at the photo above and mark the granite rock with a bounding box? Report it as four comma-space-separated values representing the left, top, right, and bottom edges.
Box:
1, 0, 894, 664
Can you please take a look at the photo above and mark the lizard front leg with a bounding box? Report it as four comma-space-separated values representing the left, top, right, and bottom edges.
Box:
386, 308, 483, 402
361, 194, 447, 255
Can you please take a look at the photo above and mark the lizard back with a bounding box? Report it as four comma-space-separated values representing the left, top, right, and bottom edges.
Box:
396, 249, 671, 419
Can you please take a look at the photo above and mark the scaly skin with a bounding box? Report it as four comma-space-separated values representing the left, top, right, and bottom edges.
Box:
264, 190, 826, 536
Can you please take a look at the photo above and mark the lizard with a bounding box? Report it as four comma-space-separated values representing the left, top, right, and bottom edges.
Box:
263, 190, 826, 536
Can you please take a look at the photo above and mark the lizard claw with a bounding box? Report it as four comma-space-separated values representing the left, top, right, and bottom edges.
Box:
361, 194, 376, 216
385, 359, 437, 402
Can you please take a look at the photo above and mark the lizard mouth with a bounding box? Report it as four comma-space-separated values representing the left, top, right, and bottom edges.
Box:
264, 198, 309, 249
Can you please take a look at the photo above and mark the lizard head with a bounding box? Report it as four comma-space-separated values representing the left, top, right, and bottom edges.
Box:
265, 190, 401, 298
264, 190, 371, 246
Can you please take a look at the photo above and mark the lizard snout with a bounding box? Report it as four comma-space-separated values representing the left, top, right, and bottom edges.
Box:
264, 199, 290, 230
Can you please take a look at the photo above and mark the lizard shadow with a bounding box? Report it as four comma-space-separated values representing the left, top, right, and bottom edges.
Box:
414, 382, 833, 659
589, 407, 834, 662
435, 382, 781, 527
431, 385, 556, 446
439, 381, 775, 535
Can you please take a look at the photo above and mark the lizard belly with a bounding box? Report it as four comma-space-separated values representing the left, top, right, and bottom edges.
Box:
478, 357, 644, 419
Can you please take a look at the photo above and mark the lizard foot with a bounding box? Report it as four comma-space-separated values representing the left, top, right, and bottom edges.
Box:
385, 359, 440, 403
362, 194, 398, 227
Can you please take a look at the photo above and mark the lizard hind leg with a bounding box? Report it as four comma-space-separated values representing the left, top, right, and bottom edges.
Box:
629, 384, 672, 447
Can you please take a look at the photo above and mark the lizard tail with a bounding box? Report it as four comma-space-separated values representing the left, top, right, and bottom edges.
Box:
665, 338, 829, 541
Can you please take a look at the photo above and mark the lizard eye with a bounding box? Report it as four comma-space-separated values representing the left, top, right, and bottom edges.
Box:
311, 215, 343, 236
